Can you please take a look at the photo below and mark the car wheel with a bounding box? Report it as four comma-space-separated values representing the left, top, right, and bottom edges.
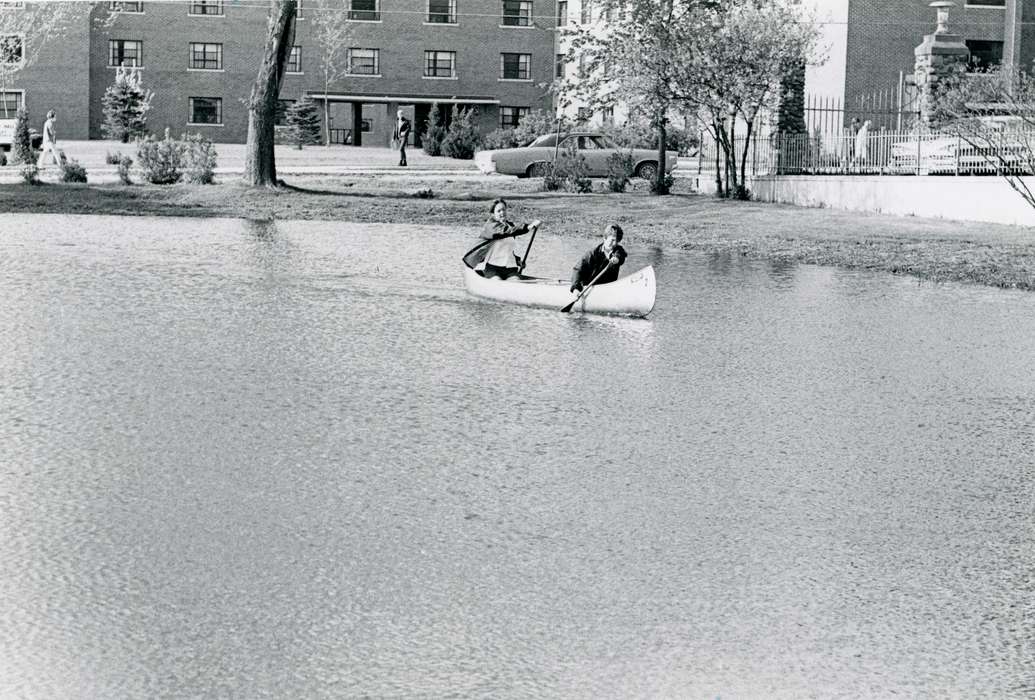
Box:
527, 161, 552, 178
636, 161, 659, 181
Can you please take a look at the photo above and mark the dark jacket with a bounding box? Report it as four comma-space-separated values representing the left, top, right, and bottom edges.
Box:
571, 243, 627, 291
393, 117, 411, 142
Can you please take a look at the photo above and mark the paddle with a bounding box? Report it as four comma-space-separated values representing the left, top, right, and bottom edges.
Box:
561, 261, 611, 313
517, 223, 540, 274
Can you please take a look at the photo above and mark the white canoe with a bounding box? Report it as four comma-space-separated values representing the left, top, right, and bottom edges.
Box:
462, 260, 656, 317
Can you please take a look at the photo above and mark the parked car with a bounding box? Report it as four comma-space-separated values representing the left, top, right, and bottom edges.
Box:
474, 132, 678, 179
889, 133, 1033, 174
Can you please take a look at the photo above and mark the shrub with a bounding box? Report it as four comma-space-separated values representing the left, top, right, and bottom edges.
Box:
479, 127, 521, 151
651, 172, 675, 196
478, 110, 568, 152
413, 187, 435, 199
136, 128, 184, 184
20, 163, 39, 185
61, 159, 88, 183
540, 142, 591, 193
181, 133, 217, 184
12, 107, 32, 165
117, 155, 133, 184
422, 102, 446, 156
606, 150, 634, 192
600, 118, 699, 155
442, 106, 479, 160
285, 95, 322, 150
105, 150, 123, 165
101, 65, 154, 143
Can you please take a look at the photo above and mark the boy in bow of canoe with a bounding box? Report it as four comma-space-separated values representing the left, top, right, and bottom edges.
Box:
480, 198, 541, 280
570, 223, 627, 293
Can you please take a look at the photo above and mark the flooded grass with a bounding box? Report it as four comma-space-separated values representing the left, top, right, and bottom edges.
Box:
1, 175, 1033, 290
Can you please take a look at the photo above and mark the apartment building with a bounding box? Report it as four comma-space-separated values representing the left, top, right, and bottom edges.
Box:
3, 0, 558, 146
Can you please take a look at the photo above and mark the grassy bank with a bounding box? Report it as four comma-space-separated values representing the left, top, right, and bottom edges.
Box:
2, 175, 1033, 291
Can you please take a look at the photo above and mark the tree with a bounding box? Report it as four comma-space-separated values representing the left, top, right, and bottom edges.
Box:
244, 0, 297, 188
932, 64, 1035, 210
561, 0, 718, 195
12, 106, 30, 164
422, 102, 446, 155
308, 0, 353, 145
0, 2, 93, 114
285, 95, 322, 149
101, 65, 154, 143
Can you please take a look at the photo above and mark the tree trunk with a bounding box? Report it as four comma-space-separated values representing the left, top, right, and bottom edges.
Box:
654, 117, 669, 195
712, 121, 723, 196
244, 0, 297, 187
323, 95, 331, 146
738, 118, 754, 200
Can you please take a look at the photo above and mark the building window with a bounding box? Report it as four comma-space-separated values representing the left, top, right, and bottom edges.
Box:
189, 97, 222, 124
286, 45, 302, 73
0, 90, 22, 117
580, 0, 591, 23
557, 0, 567, 25
577, 53, 587, 79
499, 106, 527, 129
109, 1, 143, 11
348, 0, 379, 21
296, 0, 303, 17
502, 0, 532, 26
555, 53, 564, 78
602, 106, 614, 124
0, 34, 22, 65
965, 0, 1005, 5
428, 0, 456, 23
189, 42, 222, 70
500, 52, 530, 80
108, 39, 143, 67
0, 1, 25, 9
347, 47, 379, 74
966, 39, 1003, 69
424, 50, 456, 78
189, 0, 223, 15
576, 106, 591, 122
275, 99, 294, 126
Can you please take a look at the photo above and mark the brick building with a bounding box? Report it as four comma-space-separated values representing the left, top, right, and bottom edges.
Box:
3, 0, 558, 146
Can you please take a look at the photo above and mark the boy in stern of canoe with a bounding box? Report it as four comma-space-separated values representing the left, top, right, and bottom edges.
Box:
570, 223, 627, 293
480, 198, 541, 280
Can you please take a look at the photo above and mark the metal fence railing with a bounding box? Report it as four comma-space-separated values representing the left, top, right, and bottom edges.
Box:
738, 128, 1035, 178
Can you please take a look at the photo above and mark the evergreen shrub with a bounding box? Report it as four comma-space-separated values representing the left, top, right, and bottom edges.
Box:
136, 128, 184, 184
422, 102, 446, 156
442, 106, 479, 160
182, 133, 217, 184
60, 159, 88, 183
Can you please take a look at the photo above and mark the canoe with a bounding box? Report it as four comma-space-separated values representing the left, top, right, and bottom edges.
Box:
462, 252, 656, 317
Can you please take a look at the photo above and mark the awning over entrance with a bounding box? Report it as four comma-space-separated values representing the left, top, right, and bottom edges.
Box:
310, 93, 500, 105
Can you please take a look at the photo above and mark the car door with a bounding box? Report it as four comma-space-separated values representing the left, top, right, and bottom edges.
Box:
579, 136, 611, 176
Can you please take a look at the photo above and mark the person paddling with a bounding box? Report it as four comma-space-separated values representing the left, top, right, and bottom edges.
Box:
480, 198, 541, 280
570, 223, 627, 293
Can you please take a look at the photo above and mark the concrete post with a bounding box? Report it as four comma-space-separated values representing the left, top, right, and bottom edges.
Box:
913, 1, 970, 129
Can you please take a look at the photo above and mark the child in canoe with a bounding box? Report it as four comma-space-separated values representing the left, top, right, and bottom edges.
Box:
480, 198, 541, 280
570, 223, 627, 293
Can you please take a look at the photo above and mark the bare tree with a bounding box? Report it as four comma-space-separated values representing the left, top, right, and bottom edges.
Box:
309, 0, 353, 146
244, 0, 297, 188
0, 2, 93, 117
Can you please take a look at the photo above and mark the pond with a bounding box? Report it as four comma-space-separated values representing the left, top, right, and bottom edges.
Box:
0, 214, 1032, 698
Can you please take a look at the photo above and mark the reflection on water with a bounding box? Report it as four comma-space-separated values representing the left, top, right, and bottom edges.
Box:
0, 214, 1033, 699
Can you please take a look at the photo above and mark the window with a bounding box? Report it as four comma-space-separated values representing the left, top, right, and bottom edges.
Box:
0, 90, 23, 118
108, 39, 143, 67
189, 97, 222, 124
557, 0, 567, 25
349, 0, 379, 21
966, 39, 1003, 69
275, 99, 294, 126
428, 0, 456, 23
189, 42, 222, 69
965, 0, 1005, 5
347, 47, 379, 74
189, 1, 223, 15
424, 50, 455, 77
602, 106, 614, 124
286, 45, 302, 73
296, 0, 303, 17
580, 0, 591, 23
109, 1, 143, 11
499, 106, 527, 129
0, 1, 26, 8
577, 53, 587, 79
0, 35, 22, 65
576, 106, 591, 122
500, 52, 530, 80
555, 53, 564, 78
502, 0, 532, 26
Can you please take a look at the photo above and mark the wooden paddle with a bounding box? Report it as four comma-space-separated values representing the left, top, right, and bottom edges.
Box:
517, 223, 540, 274
561, 261, 611, 313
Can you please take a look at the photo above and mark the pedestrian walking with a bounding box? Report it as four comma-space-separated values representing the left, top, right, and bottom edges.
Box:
37, 110, 60, 168
393, 109, 411, 167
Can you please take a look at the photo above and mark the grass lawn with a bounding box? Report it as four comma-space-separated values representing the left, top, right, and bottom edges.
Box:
2, 173, 1033, 291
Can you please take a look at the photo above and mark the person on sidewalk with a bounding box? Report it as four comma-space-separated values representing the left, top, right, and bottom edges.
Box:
393, 110, 411, 167
36, 110, 60, 168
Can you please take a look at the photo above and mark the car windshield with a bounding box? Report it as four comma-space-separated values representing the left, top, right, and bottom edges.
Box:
527, 134, 556, 147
